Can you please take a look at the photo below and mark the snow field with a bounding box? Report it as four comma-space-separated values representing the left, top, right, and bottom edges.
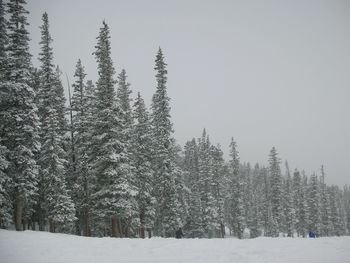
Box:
1, 229, 350, 263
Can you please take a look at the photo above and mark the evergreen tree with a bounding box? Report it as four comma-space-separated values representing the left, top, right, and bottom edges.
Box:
209, 144, 226, 237
0, 0, 40, 231
37, 12, 75, 232
242, 163, 253, 234
227, 138, 245, 238
197, 130, 217, 237
0, 0, 11, 228
183, 139, 204, 238
283, 162, 295, 237
293, 170, 308, 237
328, 185, 344, 236
70, 59, 93, 236
91, 21, 137, 237
268, 147, 283, 233
131, 92, 155, 238
115, 69, 138, 236
151, 48, 179, 237
250, 164, 265, 238
319, 166, 331, 236
308, 173, 321, 235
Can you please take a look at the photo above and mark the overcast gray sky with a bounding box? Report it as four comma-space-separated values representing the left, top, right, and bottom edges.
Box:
26, 0, 350, 185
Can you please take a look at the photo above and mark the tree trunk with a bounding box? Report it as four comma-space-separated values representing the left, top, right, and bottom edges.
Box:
140, 225, 145, 239
83, 213, 91, 236
112, 217, 122, 237
111, 217, 117, 237
140, 210, 145, 238
49, 219, 55, 233
220, 223, 225, 238
147, 228, 152, 238
15, 195, 24, 231
117, 218, 122, 237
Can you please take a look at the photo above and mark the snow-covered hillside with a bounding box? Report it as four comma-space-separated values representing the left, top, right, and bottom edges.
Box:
1, 230, 349, 263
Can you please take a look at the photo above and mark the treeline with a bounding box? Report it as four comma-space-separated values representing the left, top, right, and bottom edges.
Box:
0, 0, 349, 238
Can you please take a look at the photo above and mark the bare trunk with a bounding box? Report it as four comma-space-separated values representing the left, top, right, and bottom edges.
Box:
117, 218, 122, 237
140, 210, 145, 238
15, 195, 24, 231
111, 217, 117, 237
140, 226, 145, 239
83, 213, 91, 236
112, 217, 121, 237
220, 223, 225, 238
147, 228, 152, 238
49, 220, 55, 233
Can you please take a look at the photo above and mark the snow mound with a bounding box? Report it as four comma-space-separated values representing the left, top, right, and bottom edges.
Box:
1, 229, 349, 263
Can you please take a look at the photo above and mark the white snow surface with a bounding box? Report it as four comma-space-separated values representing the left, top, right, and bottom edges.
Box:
1, 229, 350, 263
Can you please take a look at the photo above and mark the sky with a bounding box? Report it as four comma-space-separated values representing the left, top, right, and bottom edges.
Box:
26, 0, 350, 186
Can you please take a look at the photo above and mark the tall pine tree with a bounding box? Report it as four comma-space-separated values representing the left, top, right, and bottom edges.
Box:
151, 48, 179, 237
91, 21, 137, 237
0, 0, 40, 231
131, 92, 155, 238
268, 147, 283, 234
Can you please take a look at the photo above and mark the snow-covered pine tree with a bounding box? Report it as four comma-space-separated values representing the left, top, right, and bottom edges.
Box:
242, 162, 253, 235
197, 130, 217, 237
150, 48, 180, 237
328, 185, 344, 236
37, 12, 75, 232
227, 138, 245, 238
0, 0, 40, 231
116, 69, 139, 236
183, 139, 204, 238
172, 142, 190, 235
131, 92, 155, 238
292, 169, 308, 237
91, 21, 137, 237
308, 173, 321, 235
70, 59, 94, 236
77, 79, 97, 236
209, 144, 226, 238
268, 147, 283, 234
283, 162, 296, 237
0, 0, 11, 228
249, 164, 265, 238
319, 165, 331, 236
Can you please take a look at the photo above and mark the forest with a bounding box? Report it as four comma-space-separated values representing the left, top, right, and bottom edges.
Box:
0, 0, 349, 239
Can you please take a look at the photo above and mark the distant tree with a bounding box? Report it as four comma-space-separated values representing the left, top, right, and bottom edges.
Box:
283, 162, 295, 237
131, 92, 155, 238
308, 173, 321, 235
268, 147, 283, 233
227, 138, 245, 238
151, 48, 180, 237
209, 144, 226, 238
183, 139, 204, 238
319, 166, 332, 236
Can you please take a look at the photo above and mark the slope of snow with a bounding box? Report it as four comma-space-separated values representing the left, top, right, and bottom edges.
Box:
0, 229, 349, 263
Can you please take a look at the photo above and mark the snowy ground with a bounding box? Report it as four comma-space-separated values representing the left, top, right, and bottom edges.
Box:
1, 230, 350, 263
